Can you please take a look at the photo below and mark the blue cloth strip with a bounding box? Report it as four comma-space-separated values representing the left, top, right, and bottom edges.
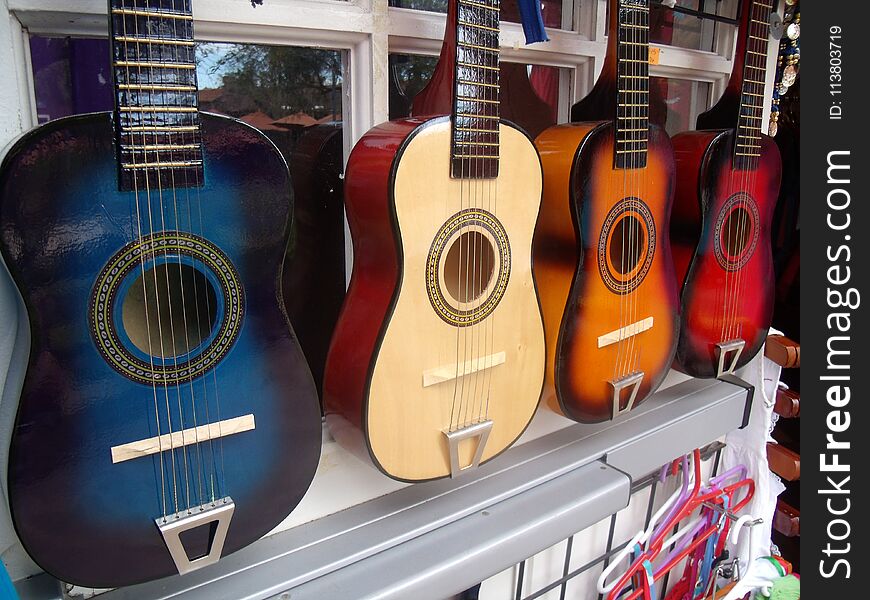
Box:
0, 560, 18, 600
515, 0, 550, 44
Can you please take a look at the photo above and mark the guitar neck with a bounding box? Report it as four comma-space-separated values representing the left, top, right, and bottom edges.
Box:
450, 0, 501, 180
109, 0, 204, 191
734, 0, 773, 170
615, 0, 650, 169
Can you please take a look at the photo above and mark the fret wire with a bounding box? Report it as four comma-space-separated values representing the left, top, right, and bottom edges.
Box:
456, 113, 500, 119
736, 152, 761, 157
457, 126, 499, 133
458, 61, 499, 71
112, 8, 193, 20
455, 141, 499, 147
119, 106, 198, 113
458, 41, 499, 53
115, 36, 195, 46
740, 115, 763, 120
738, 134, 762, 139
617, 149, 648, 154
457, 95, 500, 104
122, 143, 200, 151
459, 80, 499, 88
123, 125, 200, 132
458, 20, 499, 32
459, 0, 500, 11
122, 161, 203, 169
618, 116, 648, 120
114, 61, 195, 70
117, 83, 197, 92
452, 155, 498, 160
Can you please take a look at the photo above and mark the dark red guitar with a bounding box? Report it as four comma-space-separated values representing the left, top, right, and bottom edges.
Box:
670, 0, 782, 378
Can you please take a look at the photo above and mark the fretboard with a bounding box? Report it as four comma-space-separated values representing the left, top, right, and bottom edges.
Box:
734, 0, 772, 170
450, 0, 501, 179
110, 0, 204, 191
615, 0, 650, 170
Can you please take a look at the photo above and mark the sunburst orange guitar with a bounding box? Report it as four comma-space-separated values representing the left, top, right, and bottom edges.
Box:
533, 0, 679, 423
323, 0, 545, 481
671, 0, 782, 378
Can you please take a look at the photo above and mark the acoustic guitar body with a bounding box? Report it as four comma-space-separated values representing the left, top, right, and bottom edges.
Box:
323, 116, 545, 481
0, 113, 321, 587
671, 129, 781, 377
534, 122, 679, 423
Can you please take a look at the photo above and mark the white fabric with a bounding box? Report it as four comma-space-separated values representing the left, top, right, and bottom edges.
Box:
719, 331, 787, 578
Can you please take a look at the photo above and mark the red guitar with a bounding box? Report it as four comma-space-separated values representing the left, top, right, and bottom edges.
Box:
670, 0, 782, 378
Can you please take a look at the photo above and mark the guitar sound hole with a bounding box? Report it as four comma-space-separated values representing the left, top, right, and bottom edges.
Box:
122, 262, 218, 359
444, 230, 496, 304
722, 207, 752, 257
609, 215, 645, 275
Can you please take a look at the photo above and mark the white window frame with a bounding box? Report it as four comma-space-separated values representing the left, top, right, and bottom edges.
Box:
1, 0, 779, 154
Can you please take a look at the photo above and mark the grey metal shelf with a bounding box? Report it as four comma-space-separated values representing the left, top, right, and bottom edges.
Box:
14, 377, 751, 600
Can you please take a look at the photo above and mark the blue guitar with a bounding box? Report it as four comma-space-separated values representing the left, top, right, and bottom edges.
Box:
0, 0, 320, 587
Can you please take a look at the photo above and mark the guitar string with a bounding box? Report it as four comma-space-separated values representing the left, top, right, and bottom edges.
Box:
138, 1, 194, 512
733, 0, 767, 347
166, 0, 207, 508
170, 2, 218, 504
724, 1, 747, 346
727, 0, 763, 351
128, 0, 181, 515
484, 10, 498, 423
480, 0, 496, 426
187, 14, 228, 503
730, 1, 754, 345
470, 1, 488, 428
614, 0, 628, 389
119, 0, 167, 519
630, 0, 648, 387
720, 0, 743, 350
727, 0, 761, 347
626, 0, 639, 388
450, 6, 466, 433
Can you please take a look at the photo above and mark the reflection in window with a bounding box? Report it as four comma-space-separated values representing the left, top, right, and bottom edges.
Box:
389, 0, 572, 30
651, 76, 711, 135
607, 0, 739, 52
389, 53, 566, 138
28, 35, 347, 403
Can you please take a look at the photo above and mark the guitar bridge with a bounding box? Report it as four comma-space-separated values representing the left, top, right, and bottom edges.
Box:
156, 497, 235, 575
443, 420, 493, 478
608, 371, 644, 419
716, 339, 746, 378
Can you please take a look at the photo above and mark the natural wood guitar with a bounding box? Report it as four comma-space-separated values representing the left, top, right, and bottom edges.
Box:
323, 0, 545, 481
671, 0, 782, 378
533, 0, 679, 423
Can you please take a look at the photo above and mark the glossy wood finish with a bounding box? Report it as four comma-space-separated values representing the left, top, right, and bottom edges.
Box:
323, 117, 544, 481
765, 334, 800, 368
282, 122, 346, 397
671, 129, 781, 377
411, 0, 556, 139
534, 122, 679, 422
0, 113, 321, 587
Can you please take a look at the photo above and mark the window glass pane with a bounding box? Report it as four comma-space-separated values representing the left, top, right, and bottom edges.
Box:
389, 0, 574, 31
651, 76, 711, 135
608, 0, 739, 52
28, 35, 347, 402
389, 52, 567, 138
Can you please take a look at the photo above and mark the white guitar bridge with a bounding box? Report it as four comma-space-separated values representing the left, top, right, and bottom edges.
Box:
443, 420, 493, 478
608, 371, 644, 419
157, 497, 235, 575
716, 339, 746, 378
